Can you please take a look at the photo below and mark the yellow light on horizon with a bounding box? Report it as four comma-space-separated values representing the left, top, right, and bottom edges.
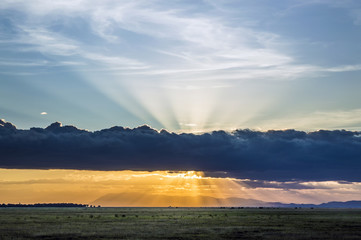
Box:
1, 169, 359, 205
0, 169, 245, 207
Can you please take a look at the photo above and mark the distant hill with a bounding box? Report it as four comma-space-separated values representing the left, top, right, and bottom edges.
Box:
266, 201, 361, 208
92, 193, 361, 208
317, 201, 361, 208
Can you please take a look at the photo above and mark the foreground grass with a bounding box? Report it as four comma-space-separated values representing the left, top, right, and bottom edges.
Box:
0, 207, 361, 239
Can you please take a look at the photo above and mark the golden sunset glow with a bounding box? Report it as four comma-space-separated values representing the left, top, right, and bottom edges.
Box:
0, 169, 246, 207
2, 169, 361, 206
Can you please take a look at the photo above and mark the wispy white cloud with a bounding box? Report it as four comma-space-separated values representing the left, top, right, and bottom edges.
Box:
0, 0, 295, 76
0, 60, 50, 67
0, 59, 85, 67
2, 0, 360, 79
81, 52, 148, 69
0, 24, 147, 71
16, 27, 79, 56
324, 64, 361, 72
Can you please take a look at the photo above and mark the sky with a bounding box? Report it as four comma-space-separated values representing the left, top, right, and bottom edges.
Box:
0, 169, 256, 206
1, 0, 361, 206
1, 0, 361, 132
2, 169, 361, 206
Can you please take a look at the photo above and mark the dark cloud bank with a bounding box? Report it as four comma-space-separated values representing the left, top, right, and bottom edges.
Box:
1, 119, 361, 181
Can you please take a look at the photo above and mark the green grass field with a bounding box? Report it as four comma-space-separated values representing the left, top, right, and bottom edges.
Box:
1, 207, 361, 239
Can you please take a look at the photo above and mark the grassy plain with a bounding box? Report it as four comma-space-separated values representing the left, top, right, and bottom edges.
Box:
0, 207, 361, 239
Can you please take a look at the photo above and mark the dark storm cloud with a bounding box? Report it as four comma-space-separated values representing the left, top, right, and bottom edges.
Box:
1, 120, 361, 181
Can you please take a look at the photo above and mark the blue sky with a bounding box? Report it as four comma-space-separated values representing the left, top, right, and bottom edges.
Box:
1, 0, 361, 132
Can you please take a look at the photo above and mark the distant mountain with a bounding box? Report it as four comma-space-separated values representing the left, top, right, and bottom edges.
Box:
91, 193, 361, 208
268, 201, 361, 208
317, 201, 361, 208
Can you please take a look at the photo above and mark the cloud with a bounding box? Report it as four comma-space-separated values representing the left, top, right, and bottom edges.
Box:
0, 0, 323, 80
12, 27, 79, 56
1, 120, 361, 182
1, 0, 361, 80
0, 119, 16, 130
324, 64, 361, 72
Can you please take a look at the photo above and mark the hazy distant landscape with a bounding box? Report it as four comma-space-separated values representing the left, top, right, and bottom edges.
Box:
92, 193, 361, 208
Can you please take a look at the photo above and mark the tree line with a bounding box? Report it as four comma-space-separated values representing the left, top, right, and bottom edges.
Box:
0, 203, 89, 208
